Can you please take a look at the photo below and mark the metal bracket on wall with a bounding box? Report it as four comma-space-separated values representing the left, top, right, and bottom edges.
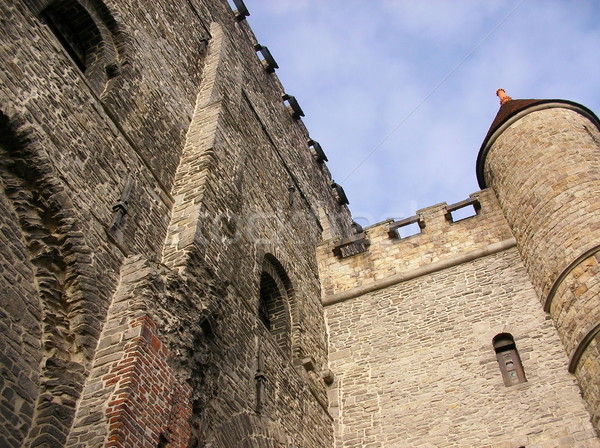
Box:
110, 176, 134, 232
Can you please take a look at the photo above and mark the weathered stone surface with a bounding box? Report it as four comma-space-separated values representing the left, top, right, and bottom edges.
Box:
325, 248, 600, 448
0, 1, 599, 447
483, 104, 600, 433
1, 0, 349, 446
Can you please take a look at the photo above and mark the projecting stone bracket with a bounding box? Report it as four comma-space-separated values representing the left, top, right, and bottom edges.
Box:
308, 139, 328, 163
282, 93, 304, 119
294, 356, 316, 372
332, 232, 370, 258
320, 369, 335, 386
254, 44, 278, 73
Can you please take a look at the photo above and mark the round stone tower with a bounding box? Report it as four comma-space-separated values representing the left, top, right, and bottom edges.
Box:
477, 89, 600, 431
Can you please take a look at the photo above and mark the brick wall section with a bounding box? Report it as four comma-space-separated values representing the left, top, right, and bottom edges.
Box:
325, 248, 600, 447
0, 2, 213, 440
482, 104, 600, 433
318, 188, 514, 298
103, 315, 192, 448
66, 256, 199, 448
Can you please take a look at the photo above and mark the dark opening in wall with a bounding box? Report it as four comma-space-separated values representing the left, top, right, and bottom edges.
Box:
493, 333, 527, 386
41, 1, 103, 74
259, 272, 276, 329
258, 256, 293, 356
39, 0, 120, 95
157, 434, 169, 448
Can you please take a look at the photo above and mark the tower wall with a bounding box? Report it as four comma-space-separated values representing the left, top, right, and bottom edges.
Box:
479, 103, 600, 431
321, 190, 599, 447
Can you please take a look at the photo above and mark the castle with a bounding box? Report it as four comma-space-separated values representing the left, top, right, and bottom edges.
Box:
0, 1, 599, 447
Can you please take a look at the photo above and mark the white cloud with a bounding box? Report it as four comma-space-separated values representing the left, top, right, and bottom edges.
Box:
247, 0, 600, 222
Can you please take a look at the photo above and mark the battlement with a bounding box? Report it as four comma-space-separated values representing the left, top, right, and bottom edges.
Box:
318, 188, 515, 302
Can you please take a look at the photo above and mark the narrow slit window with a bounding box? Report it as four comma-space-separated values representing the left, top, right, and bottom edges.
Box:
493, 333, 527, 386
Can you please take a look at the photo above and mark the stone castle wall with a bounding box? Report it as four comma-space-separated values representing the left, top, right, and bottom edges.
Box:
0, 1, 351, 446
325, 247, 599, 448
318, 188, 514, 301
482, 104, 600, 432
322, 190, 600, 447
1, 1, 599, 447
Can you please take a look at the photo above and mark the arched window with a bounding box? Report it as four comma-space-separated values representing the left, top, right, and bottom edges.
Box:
258, 255, 293, 356
39, 0, 120, 94
493, 333, 526, 386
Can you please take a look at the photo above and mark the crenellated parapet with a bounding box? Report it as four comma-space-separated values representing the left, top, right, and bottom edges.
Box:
318, 188, 515, 303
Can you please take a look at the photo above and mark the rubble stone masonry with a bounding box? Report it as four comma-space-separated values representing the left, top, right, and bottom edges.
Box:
321, 191, 599, 446
1, 0, 350, 446
1, 0, 599, 446
482, 104, 600, 432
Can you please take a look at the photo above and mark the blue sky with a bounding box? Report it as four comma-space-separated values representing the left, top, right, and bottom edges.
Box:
244, 0, 600, 227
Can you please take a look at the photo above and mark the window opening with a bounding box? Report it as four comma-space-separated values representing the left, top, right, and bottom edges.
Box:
398, 221, 421, 238
445, 198, 481, 223
39, 0, 121, 95
493, 333, 527, 386
41, 1, 103, 74
258, 272, 275, 329
258, 256, 293, 356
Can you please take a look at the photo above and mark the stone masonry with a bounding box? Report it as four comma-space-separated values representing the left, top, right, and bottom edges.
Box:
320, 189, 599, 447
1, 1, 351, 446
1, 1, 599, 447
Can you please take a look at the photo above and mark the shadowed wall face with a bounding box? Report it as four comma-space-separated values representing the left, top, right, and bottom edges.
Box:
0, 0, 349, 446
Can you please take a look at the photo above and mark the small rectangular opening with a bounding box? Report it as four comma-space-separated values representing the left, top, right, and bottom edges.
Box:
445, 198, 481, 223
387, 215, 424, 239
398, 221, 422, 238
448, 204, 477, 222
